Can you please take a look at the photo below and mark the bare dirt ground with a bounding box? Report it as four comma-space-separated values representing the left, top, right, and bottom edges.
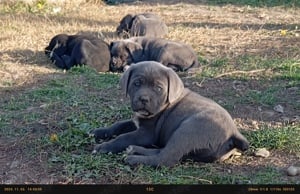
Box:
0, 0, 299, 184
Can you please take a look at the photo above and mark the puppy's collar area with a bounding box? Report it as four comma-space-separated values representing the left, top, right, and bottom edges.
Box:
134, 110, 152, 118
167, 88, 188, 106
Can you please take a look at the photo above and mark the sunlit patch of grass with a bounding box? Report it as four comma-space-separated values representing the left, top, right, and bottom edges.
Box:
244, 126, 300, 153
1, 0, 53, 14
199, 56, 300, 81
275, 61, 300, 80
0, 1, 299, 184
242, 87, 278, 106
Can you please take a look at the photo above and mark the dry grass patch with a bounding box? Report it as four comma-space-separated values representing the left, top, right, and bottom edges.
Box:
0, 0, 299, 184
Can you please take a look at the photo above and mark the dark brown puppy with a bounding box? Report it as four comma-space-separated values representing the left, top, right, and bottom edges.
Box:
45, 33, 111, 72
116, 13, 168, 38
109, 37, 200, 72
89, 61, 249, 167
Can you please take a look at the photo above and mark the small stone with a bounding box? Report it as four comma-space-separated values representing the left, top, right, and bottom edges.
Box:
287, 166, 299, 176
251, 120, 259, 129
254, 148, 270, 158
274, 105, 284, 113
40, 103, 49, 108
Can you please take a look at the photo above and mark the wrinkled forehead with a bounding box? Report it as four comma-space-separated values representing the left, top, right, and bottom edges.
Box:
131, 61, 170, 72
130, 62, 169, 83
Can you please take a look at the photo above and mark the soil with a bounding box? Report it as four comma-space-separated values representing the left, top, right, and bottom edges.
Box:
0, 0, 299, 184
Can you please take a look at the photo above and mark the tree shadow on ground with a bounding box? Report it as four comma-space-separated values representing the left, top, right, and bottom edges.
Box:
1, 49, 54, 68
103, 0, 300, 7
170, 21, 300, 31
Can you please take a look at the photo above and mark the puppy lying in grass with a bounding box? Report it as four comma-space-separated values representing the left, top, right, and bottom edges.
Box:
45, 33, 111, 72
116, 13, 168, 38
90, 61, 249, 167
109, 37, 200, 72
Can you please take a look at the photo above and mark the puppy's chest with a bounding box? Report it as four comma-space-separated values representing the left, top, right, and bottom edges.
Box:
135, 110, 183, 147
156, 114, 184, 146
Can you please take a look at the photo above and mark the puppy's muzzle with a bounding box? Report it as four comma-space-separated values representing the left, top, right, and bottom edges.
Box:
139, 95, 150, 105
132, 94, 152, 117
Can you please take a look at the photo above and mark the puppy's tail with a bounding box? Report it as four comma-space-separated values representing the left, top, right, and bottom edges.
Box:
232, 132, 249, 152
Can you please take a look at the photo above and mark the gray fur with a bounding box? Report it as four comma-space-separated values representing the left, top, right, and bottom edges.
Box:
116, 13, 168, 38
45, 33, 111, 72
109, 37, 200, 72
89, 61, 249, 167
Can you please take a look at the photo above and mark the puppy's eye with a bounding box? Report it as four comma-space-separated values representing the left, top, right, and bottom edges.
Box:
134, 80, 141, 87
156, 86, 163, 92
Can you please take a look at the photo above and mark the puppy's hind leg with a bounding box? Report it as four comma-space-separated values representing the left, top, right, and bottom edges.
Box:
126, 124, 201, 167
61, 55, 74, 70
125, 136, 184, 167
50, 52, 67, 69
126, 145, 160, 156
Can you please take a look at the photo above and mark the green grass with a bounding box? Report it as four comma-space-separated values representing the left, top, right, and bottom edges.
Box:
35, 67, 299, 183
242, 87, 278, 106
40, 123, 299, 184
0, 63, 299, 184
275, 61, 300, 80
200, 56, 300, 80
1, 0, 54, 14
244, 126, 300, 153
249, 166, 283, 184
1, 0, 299, 185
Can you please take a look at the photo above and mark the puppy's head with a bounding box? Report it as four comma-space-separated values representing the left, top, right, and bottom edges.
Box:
116, 14, 134, 38
109, 39, 143, 72
120, 61, 184, 118
45, 34, 69, 57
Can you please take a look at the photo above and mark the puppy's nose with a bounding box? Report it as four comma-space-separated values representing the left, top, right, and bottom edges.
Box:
139, 95, 150, 105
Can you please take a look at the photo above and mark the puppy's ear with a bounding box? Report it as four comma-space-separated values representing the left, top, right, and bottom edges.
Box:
119, 65, 133, 97
109, 42, 114, 50
167, 69, 184, 104
122, 14, 134, 29
125, 42, 143, 62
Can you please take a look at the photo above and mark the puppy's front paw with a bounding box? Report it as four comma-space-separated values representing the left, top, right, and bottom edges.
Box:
124, 155, 141, 166
89, 128, 111, 143
92, 142, 111, 154
126, 145, 134, 155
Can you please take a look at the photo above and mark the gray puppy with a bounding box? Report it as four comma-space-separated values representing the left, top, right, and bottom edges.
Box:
90, 61, 249, 167
116, 13, 168, 38
109, 37, 200, 72
45, 33, 111, 72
